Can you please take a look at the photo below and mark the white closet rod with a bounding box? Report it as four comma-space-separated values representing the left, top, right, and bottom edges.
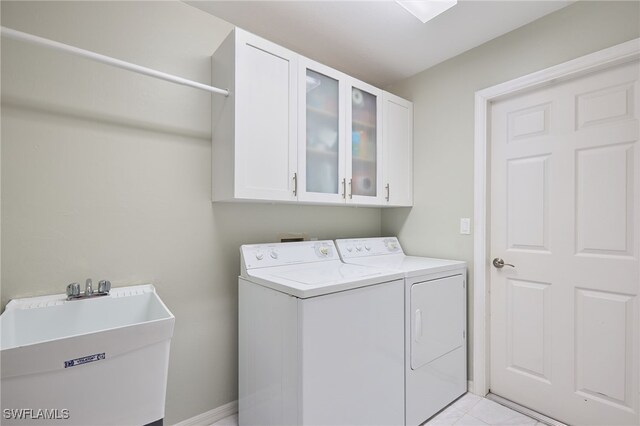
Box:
1, 26, 229, 97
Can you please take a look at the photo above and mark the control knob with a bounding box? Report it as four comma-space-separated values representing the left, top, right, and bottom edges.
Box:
270, 250, 279, 259
255, 252, 264, 260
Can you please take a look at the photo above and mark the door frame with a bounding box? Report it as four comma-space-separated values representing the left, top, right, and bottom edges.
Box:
472, 38, 640, 396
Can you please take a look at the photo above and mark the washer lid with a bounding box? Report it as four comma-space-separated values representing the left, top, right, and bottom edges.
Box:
243, 260, 403, 298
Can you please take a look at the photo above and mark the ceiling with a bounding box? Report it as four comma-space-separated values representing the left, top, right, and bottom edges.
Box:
188, 1, 574, 87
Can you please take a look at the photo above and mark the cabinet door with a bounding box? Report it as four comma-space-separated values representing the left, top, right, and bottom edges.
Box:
346, 79, 384, 205
382, 92, 413, 206
297, 57, 346, 203
234, 30, 298, 201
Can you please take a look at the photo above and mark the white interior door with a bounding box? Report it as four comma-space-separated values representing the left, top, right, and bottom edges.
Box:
489, 60, 639, 425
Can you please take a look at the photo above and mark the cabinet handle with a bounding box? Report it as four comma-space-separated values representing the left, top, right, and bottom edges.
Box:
293, 173, 297, 196
341, 178, 346, 199
385, 183, 390, 202
348, 179, 353, 199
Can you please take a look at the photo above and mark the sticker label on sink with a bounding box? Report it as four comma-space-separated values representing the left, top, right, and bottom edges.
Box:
64, 352, 105, 368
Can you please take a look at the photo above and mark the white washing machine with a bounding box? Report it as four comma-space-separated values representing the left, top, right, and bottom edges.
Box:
239, 240, 405, 426
335, 237, 467, 425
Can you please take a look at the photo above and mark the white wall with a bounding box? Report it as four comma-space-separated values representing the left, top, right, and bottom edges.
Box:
382, 0, 640, 379
0, 2, 382, 423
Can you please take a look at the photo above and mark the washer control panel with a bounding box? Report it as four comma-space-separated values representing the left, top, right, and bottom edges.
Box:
335, 237, 404, 259
241, 240, 336, 269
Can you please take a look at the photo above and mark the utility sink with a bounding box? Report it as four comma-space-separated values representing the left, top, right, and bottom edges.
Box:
0, 284, 175, 425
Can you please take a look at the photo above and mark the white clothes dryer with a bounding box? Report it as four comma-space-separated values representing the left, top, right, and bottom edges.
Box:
239, 240, 405, 426
335, 237, 467, 425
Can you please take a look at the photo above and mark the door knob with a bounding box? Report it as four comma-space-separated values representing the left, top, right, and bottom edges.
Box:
493, 258, 515, 269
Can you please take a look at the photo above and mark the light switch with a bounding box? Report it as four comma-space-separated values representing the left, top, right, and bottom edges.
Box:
460, 218, 471, 235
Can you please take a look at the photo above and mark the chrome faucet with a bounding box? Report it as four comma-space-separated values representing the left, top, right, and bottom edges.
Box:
66, 282, 81, 299
98, 279, 111, 294
66, 278, 111, 300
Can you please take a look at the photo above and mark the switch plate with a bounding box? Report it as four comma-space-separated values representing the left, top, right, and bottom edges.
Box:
460, 218, 471, 235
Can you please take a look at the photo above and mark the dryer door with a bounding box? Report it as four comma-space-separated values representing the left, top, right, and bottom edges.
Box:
411, 274, 464, 370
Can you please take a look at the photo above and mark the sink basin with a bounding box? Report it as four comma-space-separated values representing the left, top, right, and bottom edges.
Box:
0, 284, 175, 425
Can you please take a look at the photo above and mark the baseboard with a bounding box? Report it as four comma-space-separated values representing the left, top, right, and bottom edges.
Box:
486, 393, 566, 426
173, 400, 238, 426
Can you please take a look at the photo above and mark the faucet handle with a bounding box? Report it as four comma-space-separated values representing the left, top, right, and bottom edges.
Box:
85, 278, 93, 296
98, 280, 111, 294
66, 282, 81, 298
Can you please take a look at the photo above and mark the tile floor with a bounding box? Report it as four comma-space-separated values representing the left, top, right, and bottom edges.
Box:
211, 393, 543, 425
425, 393, 542, 425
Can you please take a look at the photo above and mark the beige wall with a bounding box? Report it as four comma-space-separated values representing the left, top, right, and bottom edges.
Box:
0, 2, 382, 423
382, 0, 640, 378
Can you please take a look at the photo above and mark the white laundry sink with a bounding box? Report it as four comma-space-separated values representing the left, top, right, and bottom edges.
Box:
0, 284, 175, 425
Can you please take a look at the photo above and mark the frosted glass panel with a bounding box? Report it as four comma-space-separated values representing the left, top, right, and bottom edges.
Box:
352, 88, 377, 197
306, 70, 339, 194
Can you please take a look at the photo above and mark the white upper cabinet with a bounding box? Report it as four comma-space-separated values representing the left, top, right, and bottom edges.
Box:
298, 61, 386, 206
382, 92, 413, 207
347, 78, 384, 206
211, 27, 413, 207
211, 28, 298, 202
297, 57, 346, 204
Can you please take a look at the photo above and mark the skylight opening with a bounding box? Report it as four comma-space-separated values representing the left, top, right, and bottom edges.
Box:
396, 0, 458, 23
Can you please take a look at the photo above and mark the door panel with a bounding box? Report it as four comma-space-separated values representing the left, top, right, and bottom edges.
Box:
351, 87, 378, 197
575, 288, 635, 409
346, 78, 384, 205
507, 155, 550, 251
382, 92, 413, 206
300, 280, 404, 425
576, 143, 634, 256
505, 278, 551, 383
297, 57, 346, 203
411, 275, 464, 370
490, 60, 639, 426
235, 32, 297, 201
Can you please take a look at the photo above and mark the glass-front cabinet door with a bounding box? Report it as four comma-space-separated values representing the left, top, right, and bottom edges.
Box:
297, 58, 346, 203
346, 79, 383, 205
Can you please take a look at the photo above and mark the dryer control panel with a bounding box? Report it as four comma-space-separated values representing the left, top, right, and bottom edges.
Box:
241, 240, 336, 270
336, 237, 404, 259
